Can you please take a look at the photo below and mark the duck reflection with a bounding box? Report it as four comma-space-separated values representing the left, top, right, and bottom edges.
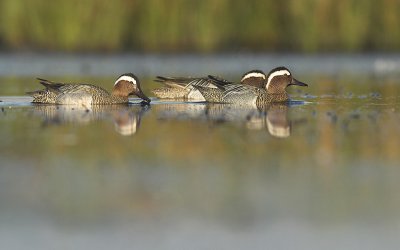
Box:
30, 104, 149, 136
205, 104, 292, 138
264, 105, 291, 138
156, 103, 207, 120
155, 102, 303, 138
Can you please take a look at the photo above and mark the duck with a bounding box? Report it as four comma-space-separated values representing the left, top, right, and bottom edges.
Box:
27, 73, 151, 105
152, 69, 267, 101
193, 66, 308, 105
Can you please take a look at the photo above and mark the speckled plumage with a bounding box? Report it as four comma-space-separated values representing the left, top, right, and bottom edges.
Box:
27, 74, 150, 105
194, 67, 307, 106
152, 70, 266, 100
29, 83, 126, 104
152, 76, 219, 101
152, 86, 191, 99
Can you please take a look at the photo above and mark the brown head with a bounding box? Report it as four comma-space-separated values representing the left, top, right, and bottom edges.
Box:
240, 69, 266, 88
265, 67, 308, 94
113, 73, 151, 103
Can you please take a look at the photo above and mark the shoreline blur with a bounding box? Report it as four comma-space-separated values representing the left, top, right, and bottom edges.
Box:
1, 0, 399, 53
1, 53, 400, 77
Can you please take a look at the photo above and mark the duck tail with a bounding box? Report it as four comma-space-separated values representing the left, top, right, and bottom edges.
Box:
36, 78, 64, 90
155, 76, 197, 83
26, 89, 43, 97
154, 76, 169, 83
154, 76, 189, 89
26, 89, 51, 103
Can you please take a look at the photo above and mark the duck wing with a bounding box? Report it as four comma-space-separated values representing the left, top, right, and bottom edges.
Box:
220, 84, 260, 99
207, 75, 259, 95
156, 75, 232, 89
36, 78, 109, 95
207, 75, 235, 90
154, 76, 205, 89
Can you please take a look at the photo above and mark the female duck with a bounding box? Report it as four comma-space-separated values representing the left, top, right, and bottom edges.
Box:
27, 73, 151, 105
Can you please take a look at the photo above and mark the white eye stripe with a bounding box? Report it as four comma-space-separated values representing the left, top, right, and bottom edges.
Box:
115, 75, 137, 86
266, 70, 290, 89
241, 72, 266, 81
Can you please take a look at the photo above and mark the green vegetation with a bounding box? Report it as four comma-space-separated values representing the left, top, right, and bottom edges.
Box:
0, 0, 399, 52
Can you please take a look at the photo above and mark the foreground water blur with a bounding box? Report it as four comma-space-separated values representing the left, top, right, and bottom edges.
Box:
1, 55, 400, 249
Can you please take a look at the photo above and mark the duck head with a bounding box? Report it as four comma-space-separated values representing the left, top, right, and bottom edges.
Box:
240, 69, 266, 88
113, 73, 151, 103
265, 67, 308, 94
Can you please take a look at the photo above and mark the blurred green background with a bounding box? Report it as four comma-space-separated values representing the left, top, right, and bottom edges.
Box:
1, 0, 399, 53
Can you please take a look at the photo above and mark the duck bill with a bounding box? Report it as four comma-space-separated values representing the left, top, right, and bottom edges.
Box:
135, 91, 151, 103
132, 86, 151, 103
289, 78, 308, 87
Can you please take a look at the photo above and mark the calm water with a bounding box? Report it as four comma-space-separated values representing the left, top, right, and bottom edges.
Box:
1, 54, 400, 249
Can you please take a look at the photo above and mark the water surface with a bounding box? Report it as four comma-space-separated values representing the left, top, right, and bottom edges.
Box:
1, 56, 400, 249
